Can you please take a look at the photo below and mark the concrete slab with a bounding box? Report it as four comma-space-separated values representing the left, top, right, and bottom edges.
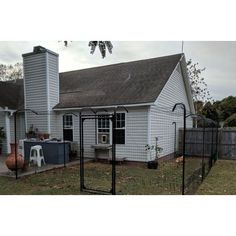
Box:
0, 156, 8, 173
0, 157, 93, 178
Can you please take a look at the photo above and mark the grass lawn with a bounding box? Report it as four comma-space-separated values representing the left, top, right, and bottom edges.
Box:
197, 160, 236, 195
0, 160, 184, 195
0, 157, 213, 195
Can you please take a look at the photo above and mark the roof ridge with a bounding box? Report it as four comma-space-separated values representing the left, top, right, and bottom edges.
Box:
59, 53, 184, 74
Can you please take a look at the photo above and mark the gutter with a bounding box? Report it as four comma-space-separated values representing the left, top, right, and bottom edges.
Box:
53, 102, 154, 111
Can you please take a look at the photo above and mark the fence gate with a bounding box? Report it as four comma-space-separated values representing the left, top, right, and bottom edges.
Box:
79, 113, 116, 195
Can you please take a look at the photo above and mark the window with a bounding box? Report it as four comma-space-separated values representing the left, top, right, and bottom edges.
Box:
115, 113, 125, 144
96, 113, 126, 144
97, 116, 110, 144
63, 115, 73, 129
98, 117, 110, 133
63, 115, 73, 141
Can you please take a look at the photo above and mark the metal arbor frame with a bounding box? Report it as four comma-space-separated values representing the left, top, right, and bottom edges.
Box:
172, 121, 177, 157
185, 114, 206, 182
79, 107, 128, 195
14, 109, 38, 179
173, 105, 219, 195
172, 103, 186, 195
204, 118, 218, 171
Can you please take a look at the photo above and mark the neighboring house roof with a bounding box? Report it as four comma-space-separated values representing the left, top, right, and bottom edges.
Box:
0, 53, 193, 111
55, 53, 183, 109
0, 80, 24, 110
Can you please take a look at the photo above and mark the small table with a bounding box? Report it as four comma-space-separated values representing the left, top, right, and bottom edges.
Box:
91, 144, 126, 164
91, 144, 112, 161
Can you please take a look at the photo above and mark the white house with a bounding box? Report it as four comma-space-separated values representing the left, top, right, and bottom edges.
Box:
0, 46, 194, 162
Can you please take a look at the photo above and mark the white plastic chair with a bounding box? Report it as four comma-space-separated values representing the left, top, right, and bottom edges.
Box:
29, 145, 46, 167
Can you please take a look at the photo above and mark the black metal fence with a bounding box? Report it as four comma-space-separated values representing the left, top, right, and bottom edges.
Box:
9, 105, 219, 195
179, 117, 218, 194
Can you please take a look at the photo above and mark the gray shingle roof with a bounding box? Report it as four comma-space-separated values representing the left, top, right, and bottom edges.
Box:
0, 53, 183, 110
0, 80, 24, 110
55, 53, 183, 109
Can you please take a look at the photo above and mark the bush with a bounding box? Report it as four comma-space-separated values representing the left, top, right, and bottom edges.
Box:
224, 113, 236, 127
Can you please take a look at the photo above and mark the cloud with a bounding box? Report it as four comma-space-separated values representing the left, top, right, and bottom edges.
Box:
0, 41, 235, 100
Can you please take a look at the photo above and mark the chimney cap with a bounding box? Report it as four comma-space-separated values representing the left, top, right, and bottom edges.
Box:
33, 46, 47, 53
22, 45, 59, 57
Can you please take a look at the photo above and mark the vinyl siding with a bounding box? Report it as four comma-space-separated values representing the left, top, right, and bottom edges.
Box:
51, 111, 96, 159
23, 51, 59, 134
9, 114, 26, 143
50, 108, 149, 162
48, 53, 59, 136
150, 63, 193, 159
50, 111, 81, 156
23, 53, 48, 132
116, 107, 148, 162
48, 53, 59, 110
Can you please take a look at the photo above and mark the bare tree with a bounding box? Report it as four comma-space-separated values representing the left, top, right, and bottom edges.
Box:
187, 59, 212, 113
0, 63, 23, 81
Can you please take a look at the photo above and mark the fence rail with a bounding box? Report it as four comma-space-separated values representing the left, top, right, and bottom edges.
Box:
179, 128, 236, 160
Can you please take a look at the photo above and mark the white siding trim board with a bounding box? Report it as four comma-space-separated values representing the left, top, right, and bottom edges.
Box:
23, 59, 28, 132
46, 52, 51, 134
179, 56, 195, 114
5, 112, 11, 154
147, 106, 151, 161
0, 111, 9, 155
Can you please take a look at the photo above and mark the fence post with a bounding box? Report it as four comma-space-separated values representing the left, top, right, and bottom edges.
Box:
172, 103, 186, 195
218, 128, 223, 159
202, 126, 205, 181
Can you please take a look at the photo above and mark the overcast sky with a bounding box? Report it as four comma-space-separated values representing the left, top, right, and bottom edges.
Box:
0, 41, 235, 101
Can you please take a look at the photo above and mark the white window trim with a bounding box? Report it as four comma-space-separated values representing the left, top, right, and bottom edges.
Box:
96, 112, 126, 145
4, 112, 11, 154
96, 115, 111, 145
115, 112, 126, 145
63, 114, 73, 129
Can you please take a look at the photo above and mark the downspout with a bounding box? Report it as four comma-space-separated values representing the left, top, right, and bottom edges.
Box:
46, 52, 51, 134
147, 106, 151, 161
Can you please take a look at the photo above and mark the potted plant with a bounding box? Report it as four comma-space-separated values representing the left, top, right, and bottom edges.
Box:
0, 127, 5, 155
145, 142, 163, 169
26, 125, 38, 139
36, 132, 50, 141
43, 133, 50, 139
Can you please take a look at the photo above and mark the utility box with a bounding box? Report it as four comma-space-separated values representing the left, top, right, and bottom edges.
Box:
24, 141, 69, 164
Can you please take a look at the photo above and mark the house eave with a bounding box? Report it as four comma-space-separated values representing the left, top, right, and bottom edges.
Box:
179, 55, 196, 114
53, 102, 154, 111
